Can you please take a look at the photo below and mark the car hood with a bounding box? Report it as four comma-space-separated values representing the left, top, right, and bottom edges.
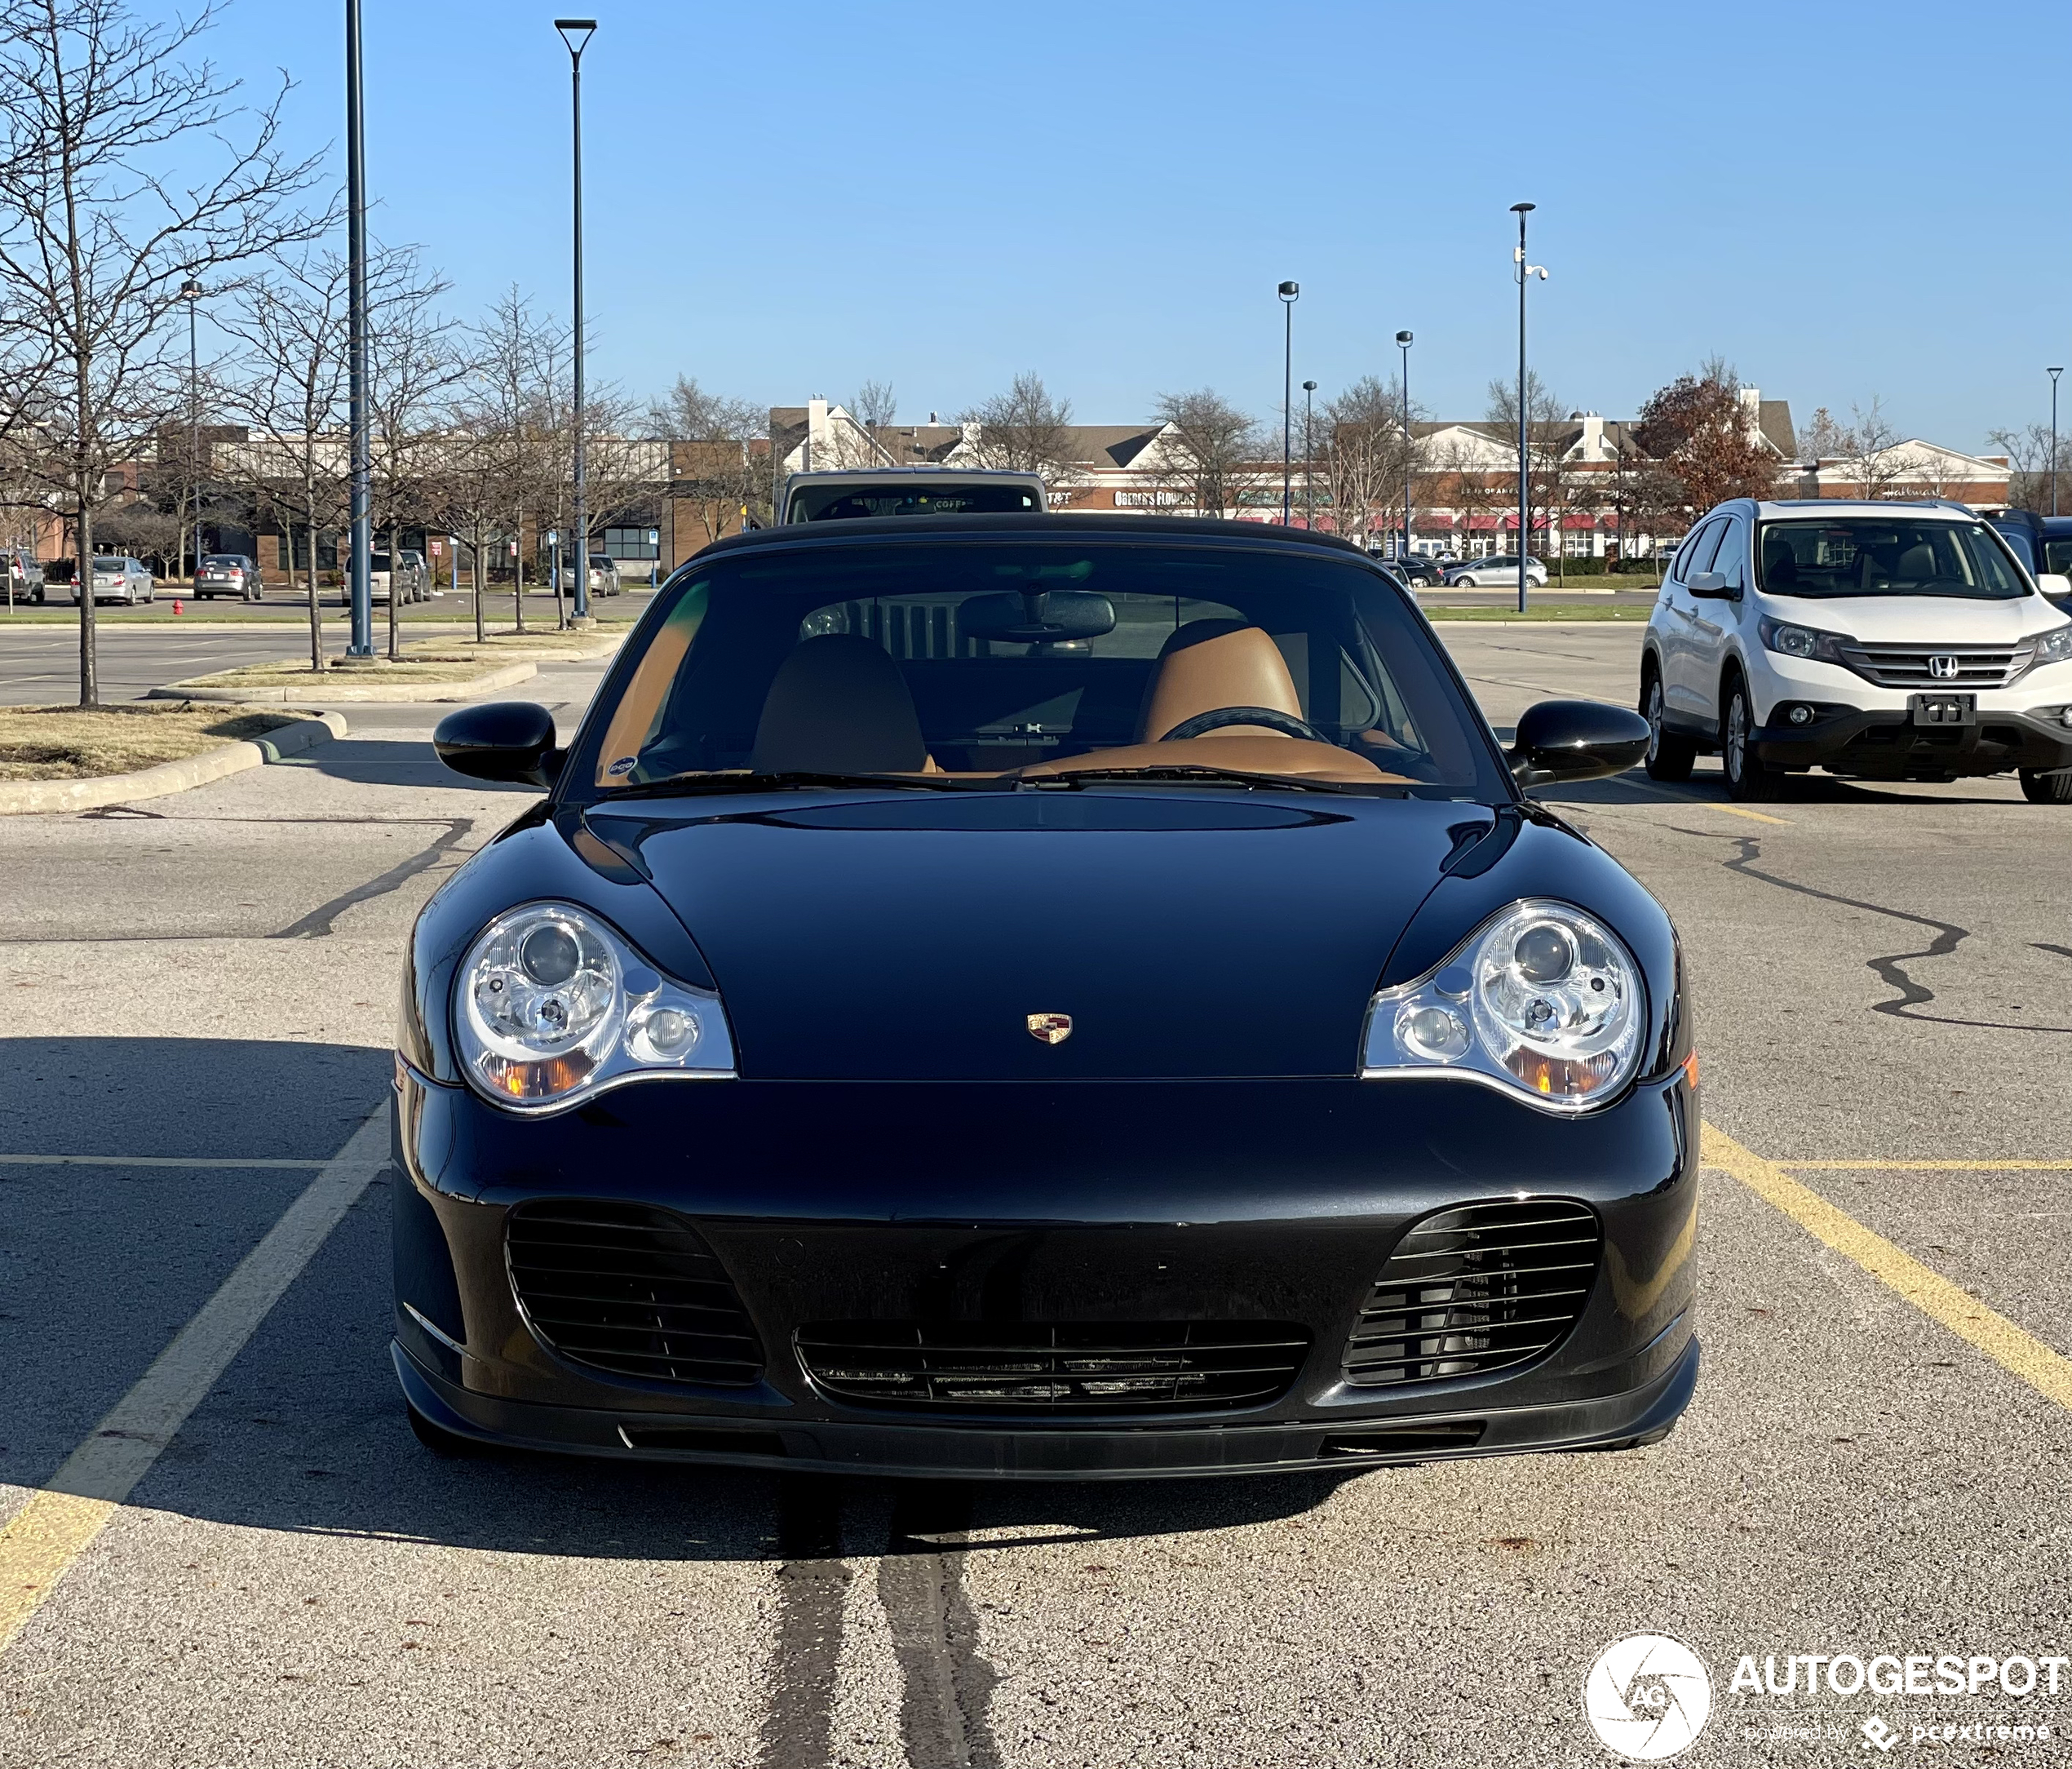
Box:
1754, 591, 2070, 641
586, 791, 1481, 1081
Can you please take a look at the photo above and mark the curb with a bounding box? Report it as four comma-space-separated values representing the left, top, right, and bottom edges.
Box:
148, 659, 539, 703
0, 712, 348, 815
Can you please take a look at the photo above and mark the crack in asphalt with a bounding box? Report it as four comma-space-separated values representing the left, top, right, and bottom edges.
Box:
1670, 825, 2072, 1035
757, 1477, 851, 1769
879, 1484, 1002, 1769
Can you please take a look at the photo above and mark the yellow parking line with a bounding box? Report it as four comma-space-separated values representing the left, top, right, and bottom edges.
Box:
0, 1106, 389, 1657
1703, 1124, 2072, 1412
1780, 1159, 2072, 1171
1711, 805, 1791, 824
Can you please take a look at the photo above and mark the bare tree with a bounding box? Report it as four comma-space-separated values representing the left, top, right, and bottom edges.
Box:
1149, 388, 1265, 518
959, 371, 1078, 490
1485, 371, 1570, 577
1319, 375, 1415, 550
1835, 397, 1909, 499
0, 0, 325, 705
850, 379, 897, 430
1424, 433, 1500, 558
1986, 421, 2072, 514
649, 375, 766, 548
365, 250, 467, 658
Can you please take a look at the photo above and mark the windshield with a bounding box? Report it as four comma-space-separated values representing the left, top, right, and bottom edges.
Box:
201, 556, 242, 568
1757, 518, 2026, 600
91, 557, 125, 570
788, 482, 1042, 523
573, 539, 1507, 802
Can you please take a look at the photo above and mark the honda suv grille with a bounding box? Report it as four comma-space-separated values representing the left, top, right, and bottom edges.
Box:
506, 1200, 764, 1387
1342, 1199, 1600, 1388
797, 1320, 1310, 1412
1836, 642, 2034, 689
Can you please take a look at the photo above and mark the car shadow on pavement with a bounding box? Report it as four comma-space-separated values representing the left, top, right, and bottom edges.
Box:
282, 738, 537, 791
3, 1035, 1358, 1563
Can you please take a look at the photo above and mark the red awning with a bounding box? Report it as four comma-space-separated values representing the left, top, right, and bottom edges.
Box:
1467, 514, 1499, 530
1562, 513, 1596, 530
1417, 509, 1458, 527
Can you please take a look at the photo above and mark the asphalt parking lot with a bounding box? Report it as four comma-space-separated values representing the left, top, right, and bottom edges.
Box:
3, 623, 2070, 1767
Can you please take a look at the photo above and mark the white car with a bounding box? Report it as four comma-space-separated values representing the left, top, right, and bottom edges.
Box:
1444, 554, 1548, 588
1639, 498, 2072, 803
60, 556, 154, 605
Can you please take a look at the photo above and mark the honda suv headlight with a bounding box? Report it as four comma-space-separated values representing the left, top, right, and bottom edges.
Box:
454, 902, 733, 1111
1758, 617, 1853, 663
1361, 900, 1646, 1114
2032, 623, 2072, 666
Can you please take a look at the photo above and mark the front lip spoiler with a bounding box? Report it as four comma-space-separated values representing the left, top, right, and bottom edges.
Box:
392, 1332, 1699, 1482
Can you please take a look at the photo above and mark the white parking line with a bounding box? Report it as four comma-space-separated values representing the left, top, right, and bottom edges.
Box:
0, 1153, 331, 1168
0, 1103, 391, 1656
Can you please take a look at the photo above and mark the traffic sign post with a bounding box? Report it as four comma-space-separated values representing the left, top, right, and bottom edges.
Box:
648, 528, 659, 588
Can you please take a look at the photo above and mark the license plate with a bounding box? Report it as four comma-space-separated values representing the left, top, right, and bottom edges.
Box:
1910, 693, 1976, 727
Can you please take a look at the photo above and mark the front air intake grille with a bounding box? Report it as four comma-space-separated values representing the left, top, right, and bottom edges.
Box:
796, 1321, 1310, 1413
507, 1200, 764, 1388
1837, 642, 2034, 689
1342, 1199, 1600, 1389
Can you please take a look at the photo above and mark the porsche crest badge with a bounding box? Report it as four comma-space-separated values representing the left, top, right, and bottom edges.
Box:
1026, 1012, 1073, 1045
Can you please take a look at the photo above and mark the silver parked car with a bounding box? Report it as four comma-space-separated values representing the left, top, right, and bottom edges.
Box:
196, 553, 263, 601
2, 548, 43, 605
60, 556, 154, 605
1442, 554, 1550, 589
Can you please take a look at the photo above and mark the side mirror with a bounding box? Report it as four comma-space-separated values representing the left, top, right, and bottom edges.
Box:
2037, 572, 2072, 600
433, 701, 563, 788
1509, 699, 1650, 786
1686, 570, 1733, 599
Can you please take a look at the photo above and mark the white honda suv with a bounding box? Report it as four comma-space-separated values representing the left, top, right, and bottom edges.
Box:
1638, 499, 2072, 802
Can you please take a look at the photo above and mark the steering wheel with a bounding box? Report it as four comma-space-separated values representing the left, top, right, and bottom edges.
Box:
1160, 705, 1334, 744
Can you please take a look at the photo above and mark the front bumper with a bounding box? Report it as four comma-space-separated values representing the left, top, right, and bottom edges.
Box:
1755, 704, 2072, 778
391, 1070, 1702, 1479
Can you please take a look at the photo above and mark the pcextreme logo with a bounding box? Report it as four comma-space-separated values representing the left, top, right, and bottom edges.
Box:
1583, 1634, 1713, 1761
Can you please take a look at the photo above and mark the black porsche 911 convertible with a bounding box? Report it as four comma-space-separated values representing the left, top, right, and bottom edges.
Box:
393, 514, 1698, 1478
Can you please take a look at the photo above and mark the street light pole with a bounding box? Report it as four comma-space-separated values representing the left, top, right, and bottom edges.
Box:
556, 20, 595, 623
343, 0, 373, 657
1510, 203, 1547, 614
180, 278, 201, 585
1301, 379, 1317, 530
2052, 367, 2064, 517
1396, 330, 1414, 564
1278, 282, 1299, 525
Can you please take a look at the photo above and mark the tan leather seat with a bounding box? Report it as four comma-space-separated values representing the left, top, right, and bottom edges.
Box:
1138, 620, 1306, 743
751, 634, 928, 773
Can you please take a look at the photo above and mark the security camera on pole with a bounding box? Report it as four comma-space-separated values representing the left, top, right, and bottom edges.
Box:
1278, 282, 1299, 525
556, 19, 596, 624
1510, 204, 1548, 615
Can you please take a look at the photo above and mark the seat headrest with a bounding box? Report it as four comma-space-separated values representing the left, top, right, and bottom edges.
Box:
750, 633, 927, 774
1895, 543, 1936, 579
1139, 621, 1304, 743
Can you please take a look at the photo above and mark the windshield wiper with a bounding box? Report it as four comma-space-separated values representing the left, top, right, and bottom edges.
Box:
1016, 765, 1361, 796
600, 769, 987, 800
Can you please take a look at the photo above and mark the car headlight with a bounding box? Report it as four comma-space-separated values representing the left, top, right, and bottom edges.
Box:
2033, 623, 2072, 665
1757, 617, 1852, 663
1361, 899, 1646, 1113
454, 902, 733, 1110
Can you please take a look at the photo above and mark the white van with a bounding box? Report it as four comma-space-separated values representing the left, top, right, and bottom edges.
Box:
778, 468, 1047, 525
1640, 499, 2072, 802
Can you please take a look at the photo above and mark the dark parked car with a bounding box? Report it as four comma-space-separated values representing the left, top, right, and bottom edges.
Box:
1370, 550, 1446, 587
195, 553, 262, 601
398, 515, 1693, 1478
1986, 508, 2072, 613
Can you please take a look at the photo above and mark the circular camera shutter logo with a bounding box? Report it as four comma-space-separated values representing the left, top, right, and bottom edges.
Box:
1583, 1634, 1711, 1761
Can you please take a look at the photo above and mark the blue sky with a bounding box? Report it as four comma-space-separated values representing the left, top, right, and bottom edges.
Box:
206, 0, 2069, 450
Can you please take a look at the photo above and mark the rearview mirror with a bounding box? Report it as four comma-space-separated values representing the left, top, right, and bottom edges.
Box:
1685, 570, 1733, 598
958, 589, 1116, 644
1509, 699, 1649, 786
433, 701, 563, 788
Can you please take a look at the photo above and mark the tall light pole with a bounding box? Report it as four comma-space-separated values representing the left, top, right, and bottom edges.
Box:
1510, 203, 1547, 614
344, 0, 373, 656
556, 19, 595, 623
1278, 281, 1299, 525
2052, 366, 2065, 517
1301, 379, 1317, 529
1396, 330, 1414, 563
180, 278, 201, 584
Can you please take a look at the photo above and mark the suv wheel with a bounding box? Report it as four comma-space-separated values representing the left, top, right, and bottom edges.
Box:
2020, 769, 2072, 805
1642, 673, 1696, 782
1722, 679, 1784, 801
